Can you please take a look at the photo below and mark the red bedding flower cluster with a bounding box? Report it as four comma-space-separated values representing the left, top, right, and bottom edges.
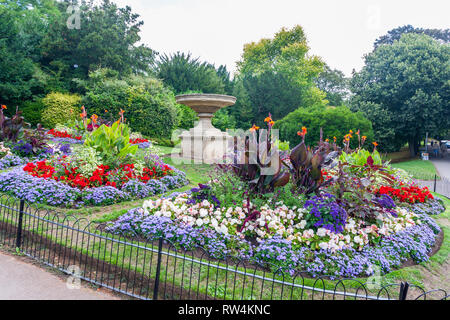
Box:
321, 169, 332, 181
23, 160, 173, 190
129, 138, 149, 144
375, 184, 434, 204
47, 129, 82, 140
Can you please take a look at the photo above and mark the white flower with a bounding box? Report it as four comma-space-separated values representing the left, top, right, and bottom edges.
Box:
317, 228, 327, 237
199, 208, 208, 217
196, 218, 204, 227
219, 225, 228, 235
211, 218, 218, 228
299, 220, 307, 229
319, 242, 329, 250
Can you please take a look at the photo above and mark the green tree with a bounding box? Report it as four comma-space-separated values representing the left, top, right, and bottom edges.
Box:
274, 106, 374, 149
39, 0, 156, 92
0, 6, 35, 108
314, 64, 349, 106
156, 52, 226, 94
351, 33, 450, 155
374, 25, 450, 49
227, 25, 325, 129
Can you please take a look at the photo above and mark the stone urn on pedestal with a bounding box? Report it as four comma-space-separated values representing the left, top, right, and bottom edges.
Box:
175, 94, 236, 163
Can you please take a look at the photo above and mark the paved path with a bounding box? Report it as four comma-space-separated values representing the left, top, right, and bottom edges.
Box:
431, 158, 450, 180
416, 158, 450, 198
0, 252, 117, 300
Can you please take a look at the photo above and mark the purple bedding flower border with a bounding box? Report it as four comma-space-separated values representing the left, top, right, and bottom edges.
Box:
106, 204, 443, 279
0, 166, 188, 207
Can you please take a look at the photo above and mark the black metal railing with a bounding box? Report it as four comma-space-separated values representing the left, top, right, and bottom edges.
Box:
416, 175, 450, 199
0, 195, 448, 301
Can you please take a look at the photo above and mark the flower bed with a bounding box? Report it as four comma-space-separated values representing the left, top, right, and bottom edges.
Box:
0, 166, 187, 207
106, 196, 441, 278
105, 121, 446, 279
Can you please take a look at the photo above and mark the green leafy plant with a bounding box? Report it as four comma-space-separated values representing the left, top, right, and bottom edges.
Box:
84, 122, 138, 165
41, 92, 81, 128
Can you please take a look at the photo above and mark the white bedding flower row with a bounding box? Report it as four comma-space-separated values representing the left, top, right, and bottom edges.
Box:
142, 194, 419, 252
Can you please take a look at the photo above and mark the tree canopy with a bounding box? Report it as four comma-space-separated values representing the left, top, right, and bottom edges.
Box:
351, 33, 450, 155
226, 25, 326, 129
374, 25, 450, 49
155, 52, 227, 94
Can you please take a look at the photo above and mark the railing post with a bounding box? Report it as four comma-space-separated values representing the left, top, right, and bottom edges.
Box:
399, 282, 410, 300
15, 199, 25, 249
153, 237, 164, 300
433, 174, 437, 192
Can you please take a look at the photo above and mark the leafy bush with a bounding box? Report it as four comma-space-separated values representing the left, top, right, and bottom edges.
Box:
176, 103, 198, 129
274, 106, 374, 149
84, 122, 138, 166
20, 100, 45, 127
212, 108, 236, 131
41, 92, 81, 128
82, 71, 178, 138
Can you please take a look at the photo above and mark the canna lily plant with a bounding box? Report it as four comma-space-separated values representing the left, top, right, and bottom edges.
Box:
84, 121, 138, 165
284, 127, 339, 195
0, 105, 28, 143
230, 114, 290, 195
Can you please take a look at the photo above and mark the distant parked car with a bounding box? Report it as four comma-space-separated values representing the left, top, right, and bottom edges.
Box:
441, 141, 450, 150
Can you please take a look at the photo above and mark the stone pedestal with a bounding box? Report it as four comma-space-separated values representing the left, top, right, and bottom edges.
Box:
176, 94, 236, 164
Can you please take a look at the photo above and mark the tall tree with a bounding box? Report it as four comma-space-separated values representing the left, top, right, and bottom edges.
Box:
351, 33, 450, 155
0, 6, 35, 107
374, 25, 450, 49
155, 52, 226, 94
314, 65, 349, 106
228, 25, 325, 129
39, 0, 156, 92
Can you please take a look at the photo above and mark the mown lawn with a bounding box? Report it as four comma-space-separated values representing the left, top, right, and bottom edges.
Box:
391, 159, 439, 181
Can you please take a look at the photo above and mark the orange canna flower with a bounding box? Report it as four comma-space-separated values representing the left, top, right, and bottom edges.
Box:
333, 136, 337, 143
1, 105, 6, 110
362, 136, 367, 140
264, 116, 272, 123
91, 114, 98, 124
373, 142, 379, 147
325, 138, 329, 142
297, 126, 308, 137
250, 124, 260, 132
349, 130, 353, 134
105, 109, 108, 113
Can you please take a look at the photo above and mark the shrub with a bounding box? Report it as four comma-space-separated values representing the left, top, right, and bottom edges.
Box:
82, 72, 178, 138
274, 105, 374, 149
176, 103, 198, 129
41, 92, 81, 128
20, 100, 45, 127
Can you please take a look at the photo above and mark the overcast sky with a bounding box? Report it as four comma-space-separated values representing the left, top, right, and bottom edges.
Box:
113, 0, 449, 77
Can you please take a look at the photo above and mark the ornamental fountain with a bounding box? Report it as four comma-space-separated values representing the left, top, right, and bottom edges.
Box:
175, 93, 237, 164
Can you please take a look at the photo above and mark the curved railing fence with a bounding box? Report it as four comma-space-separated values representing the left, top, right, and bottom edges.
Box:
0, 195, 448, 301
